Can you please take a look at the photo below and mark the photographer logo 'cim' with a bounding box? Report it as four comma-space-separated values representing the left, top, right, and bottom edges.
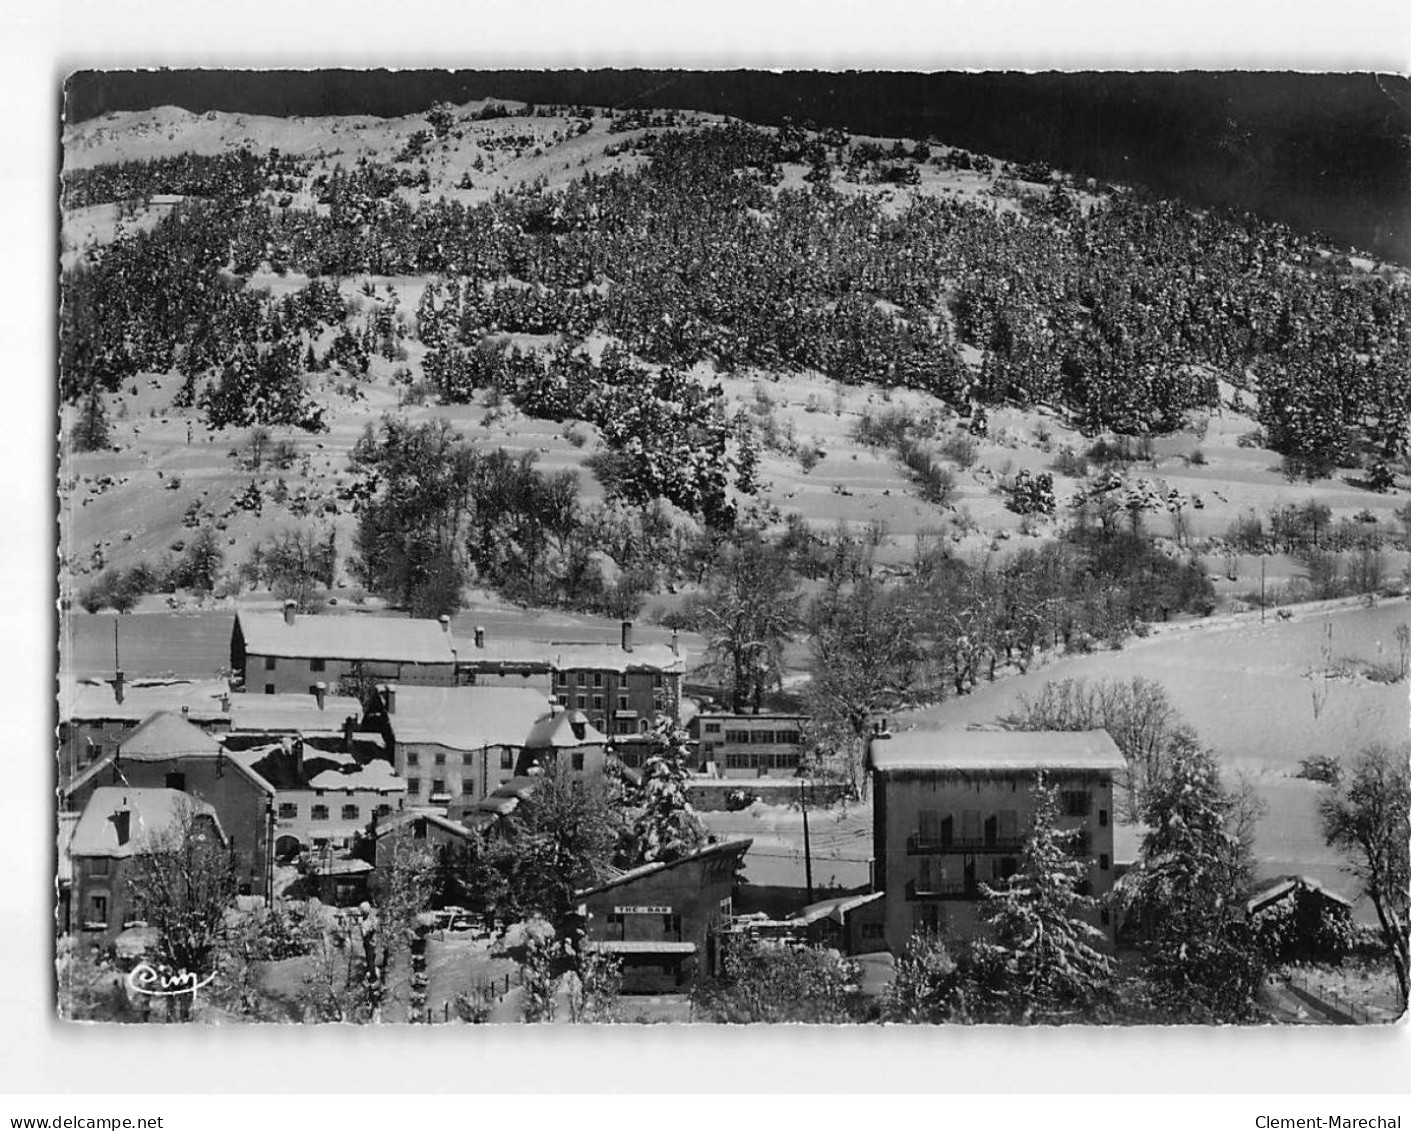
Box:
125, 962, 216, 1002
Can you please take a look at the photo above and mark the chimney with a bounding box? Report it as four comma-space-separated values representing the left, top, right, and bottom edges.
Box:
474, 626, 485, 649
439, 615, 451, 634
314, 681, 326, 711
547, 694, 560, 716
220, 692, 230, 713
670, 629, 679, 657
181, 705, 190, 718
382, 684, 397, 715
113, 805, 131, 846
621, 620, 634, 653
342, 715, 355, 754
283, 600, 297, 626
292, 738, 305, 782
113, 669, 125, 705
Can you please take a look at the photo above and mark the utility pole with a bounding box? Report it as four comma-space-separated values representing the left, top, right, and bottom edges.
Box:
800, 779, 814, 905
1261, 555, 1266, 623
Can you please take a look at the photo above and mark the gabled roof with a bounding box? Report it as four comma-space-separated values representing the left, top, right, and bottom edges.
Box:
524, 709, 607, 749
869, 728, 1126, 773
1247, 874, 1354, 914
119, 711, 224, 760
69, 787, 221, 858
236, 611, 456, 665
386, 686, 556, 749
575, 838, 753, 900
374, 809, 478, 842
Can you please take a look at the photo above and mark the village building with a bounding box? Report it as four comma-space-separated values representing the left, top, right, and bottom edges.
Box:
794, 891, 889, 955
231, 737, 406, 860
59, 675, 363, 779
229, 605, 457, 695
868, 727, 1125, 955
365, 684, 608, 812
690, 712, 808, 777
68, 787, 225, 949
455, 622, 686, 761
62, 711, 276, 898
576, 838, 753, 993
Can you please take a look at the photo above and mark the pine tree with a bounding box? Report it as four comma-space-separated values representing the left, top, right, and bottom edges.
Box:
617, 718, 707, 867
1121, 734, 1265, 1021
72, 388, 111, 452
971, 775, 1113, 1023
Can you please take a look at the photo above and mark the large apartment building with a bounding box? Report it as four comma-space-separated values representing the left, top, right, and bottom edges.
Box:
869, 727, 1125, 954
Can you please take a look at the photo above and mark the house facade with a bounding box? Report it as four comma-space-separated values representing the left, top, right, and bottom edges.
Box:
63, 712, 276, 898
232, 738, 405, 859
230, 605, 457, 695
369, 684, 606, 811
456, 622, 685, 762
69, 787, 225, 950
869, 728, 1124, 955
576, 838, 752, 993
690, 712, 807, 777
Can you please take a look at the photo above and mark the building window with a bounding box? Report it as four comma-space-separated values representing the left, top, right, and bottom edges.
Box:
500, 749, 514, 770
407, 752, 419, 766
87, 894, 108, 927
1099, 854, 1110, 871
310, 658, 325, 672
278, 802, 298, 820
406, 778, 421, 795
311, 805, 329, 821
593, 695, 604, 710
265, 656, 277, 671
557, 671, 569, 687
88, 857, 110, 877
264, 685, 275, 696
704, 722, 721, 734
341, 804, 359, 821
576, 672, 587, 687
575, 695, 587, 709
616, 719, 636, 736
652, 674, 663, 689
1099, 808, 1109, 828
617, 694, 629, 711
462, 751, 474, 765
1101, 908, 1112, 926
593, 672, 603, 688
165, 772, 186, 791
434, 753, 446, 766
1061, 791, 1092, 817
571, 752, 584, 771
432, 780, 446, 795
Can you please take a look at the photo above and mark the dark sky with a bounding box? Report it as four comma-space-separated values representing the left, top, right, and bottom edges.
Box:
63, 69, 1411, 263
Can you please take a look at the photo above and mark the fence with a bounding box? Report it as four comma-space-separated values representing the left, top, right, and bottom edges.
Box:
1283, 969, 1380, 1025
422, 968, 524, 1023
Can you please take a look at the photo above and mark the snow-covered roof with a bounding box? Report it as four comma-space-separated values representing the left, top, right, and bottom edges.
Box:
1247, 874, 1354, 914
870, 728, 1126, 773
387, 686, 556, 749
70, 787, 221, 858
523, 708, 607, 749
457, 638, 686, 674
575, 838, 753, 899
236, 611, 456, 665
796, 890, 885, 926
227, 691, 362, 733
118, 711, 223, 760
60, 676, 230, 724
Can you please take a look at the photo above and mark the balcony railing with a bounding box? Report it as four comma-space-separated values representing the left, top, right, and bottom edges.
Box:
906, 832, 1025, 854
905, 879, 981, 901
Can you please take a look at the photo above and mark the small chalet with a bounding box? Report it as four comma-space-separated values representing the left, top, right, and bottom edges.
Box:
576, 838, 753, 993
69, 787, 225, 948
230, 605, 457, 695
